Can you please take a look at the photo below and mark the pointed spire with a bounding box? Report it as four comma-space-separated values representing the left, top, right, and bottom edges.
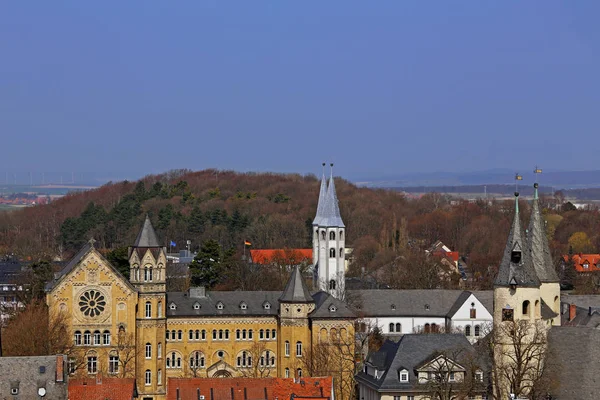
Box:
313, 163, 328, 226
495, 192, 540, 288
279, 266, 314, 303
527, 183, 560, 283
320, 163, 345, 227
133, 215, 161, 247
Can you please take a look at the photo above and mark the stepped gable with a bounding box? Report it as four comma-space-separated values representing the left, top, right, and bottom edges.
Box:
527, 183, 560, 283
279, 266, 314, 303
494, 193, 540, 288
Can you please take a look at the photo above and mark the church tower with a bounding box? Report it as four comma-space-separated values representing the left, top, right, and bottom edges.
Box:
312, 164, 345, 297
129, 215, 167, 398
527, 182, 561, 325
493, 192, 541, 324
278, 266, 315, 379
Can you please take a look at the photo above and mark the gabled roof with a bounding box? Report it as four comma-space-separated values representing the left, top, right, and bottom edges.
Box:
527, 184, 560, 283
563, 254, 600, 272
357, 334, 478, 391
133, 215, 161, 247
279, 266, 314, 303
351, 289, 467, 317
494, 194, 540, 288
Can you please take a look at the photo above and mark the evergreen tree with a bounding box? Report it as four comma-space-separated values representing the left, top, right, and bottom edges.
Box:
189, 239, 222, 288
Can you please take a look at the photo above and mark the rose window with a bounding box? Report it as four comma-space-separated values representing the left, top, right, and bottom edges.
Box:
79, 290, 106, 317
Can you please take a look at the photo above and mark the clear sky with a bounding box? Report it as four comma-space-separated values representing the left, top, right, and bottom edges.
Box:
1, 2, 599, 183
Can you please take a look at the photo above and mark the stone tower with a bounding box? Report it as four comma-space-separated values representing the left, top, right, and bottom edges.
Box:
278, 266, 315, 379
312, 164, 345, 298
527, 182, 561, 325
493, 192, 542, 324
129, 215, 167, 398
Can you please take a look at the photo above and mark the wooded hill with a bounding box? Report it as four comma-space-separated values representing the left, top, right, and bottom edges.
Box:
1, 168, 599, 291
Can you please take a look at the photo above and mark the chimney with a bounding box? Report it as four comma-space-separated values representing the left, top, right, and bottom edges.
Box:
569, 304, 577, 321
55, 356, 64, 383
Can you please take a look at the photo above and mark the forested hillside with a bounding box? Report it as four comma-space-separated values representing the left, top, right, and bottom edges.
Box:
1, 169, 600, 291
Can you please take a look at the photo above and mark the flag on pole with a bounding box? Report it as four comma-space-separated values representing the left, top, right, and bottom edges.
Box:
244, 240, 252, 246
170, 241, 176, 247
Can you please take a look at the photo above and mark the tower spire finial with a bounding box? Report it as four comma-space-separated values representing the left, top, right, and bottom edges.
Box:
533, 166, 542, 200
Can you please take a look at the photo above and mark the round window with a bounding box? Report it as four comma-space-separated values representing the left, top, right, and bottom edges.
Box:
79, 290, 106, 317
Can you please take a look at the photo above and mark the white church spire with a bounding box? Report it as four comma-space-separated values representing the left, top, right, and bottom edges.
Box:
313, 163, 328, 226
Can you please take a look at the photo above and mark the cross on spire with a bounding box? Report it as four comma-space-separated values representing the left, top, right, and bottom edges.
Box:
88, 238, 96, 247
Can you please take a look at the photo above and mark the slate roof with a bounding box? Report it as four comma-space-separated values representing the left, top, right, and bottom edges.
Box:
356, 334, 478, 391
133, 214, 161, 247
166, 288, 354, 319
0, 355, 68, 400
350, 289, 467, 317
494, 194, 540, 288
45, 243, 93, 291
313, 171, 328, 226
547, 327, 600, 399
279, 266, 313, 303
526, 185, 560, 283
320, 174, 345, 227
469, 290, 494, 315
0, 261, 24, 285
541, 299, 558, 320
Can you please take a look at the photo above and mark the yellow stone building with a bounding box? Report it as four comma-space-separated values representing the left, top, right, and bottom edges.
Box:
46, 216, 355, 400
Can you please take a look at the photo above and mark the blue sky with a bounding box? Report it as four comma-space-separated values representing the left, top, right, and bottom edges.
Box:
1, 2, 599, 183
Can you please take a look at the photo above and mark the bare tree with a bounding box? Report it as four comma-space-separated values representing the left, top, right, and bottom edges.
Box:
238, 341, 274, 378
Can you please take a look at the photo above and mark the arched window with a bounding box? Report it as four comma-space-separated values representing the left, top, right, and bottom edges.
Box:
145, 343, 152, 359
297, 368, 303, 378
84, 330, 91, 345
166, 352, 181, 369
93, 330, 101, 345
321, 230, 326, 240
465, 325, 471, 336
329, 280, 336, 290
339, 230, 344, 240
330, 248, 336, 258
395, 323, 401, 333
424, 323, 431, 333
339, 248, 344, 258
431, 323, 439, 333
171, 330, 176, 340
145, 301, 152, 318
237, 351, 252, 367
74, 331, 82, 346
201, 330, 206, 340
389, 323, 395, 333
148, 267, 153, 281
157, 342, 162, 358
259, 329, 264, 340
271, 329, 276, 340
554, 296, 559, 313
190, 351, 205, 369
265, 329, 270, 339
285, 341, 290, 356
225, 329, 229, 340
248, 329, 253, 339
212, 330, 217, 340
189, 330, 194, 340
242, 329, 247, 340
103, 330, 111, 345
296, 341, 303, 357
523, 300, 530, 317
474, 325, 481, 337
178, 330, 183, 340
145, 370, 151, 386
330, 231, 336, 240
157, 301, 162, 318
144, 267, 148, 281
285, 368, 290, 378
535, 300, 541, 317
236, 329, 240, 340
158, 369, 162, 385
218, 329, 223, 340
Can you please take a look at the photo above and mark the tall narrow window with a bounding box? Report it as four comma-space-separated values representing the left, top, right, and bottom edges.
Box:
178, 330, 182, 340
296, 341, 302, 357
145, 301, 152, 318
395, 323, 401, 332
145, 370, 151, 386
330, 231, 336, 240
158, 342, 162, 358
109, 356, 119, 374
103, 330, 111, 345
285, 368, 290, 378
83, 331, 91, 345
144, 267, 148, 281
329, 280, 336, 290
465, 325, 471, 336
145, 343, 152, 359
389, 323, 395, 333
330, 248, 336, 258
157, 301, 162, 318
87, 356, 97, 374
158, 369, 162, 385
475, 325, 481, 337
74, 331, 82, 346
285, 341, 290, 356
297, 368, 303, 378
523, 300, 530, 317
93, 330, 101, 345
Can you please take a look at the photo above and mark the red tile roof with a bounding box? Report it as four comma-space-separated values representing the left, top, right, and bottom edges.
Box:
68, 377, 136, 400
563, 254, 600, 272
250, 249, 312, 265
166, 376, 333, 400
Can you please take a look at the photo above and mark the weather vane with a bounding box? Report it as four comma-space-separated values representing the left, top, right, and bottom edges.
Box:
514, 172, 522, 195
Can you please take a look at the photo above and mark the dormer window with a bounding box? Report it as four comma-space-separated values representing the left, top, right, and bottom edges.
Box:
584, 262, 590, 269
424, 304, 430, 311
240, 302, 247, 310
193, 302, 201, 310
216, 302, 224, 310
399, 369, 409, 382
391, 304, 396, 310
169, 303, 177, 310
263, 302, 271, 310
328, 304, 337, 312
511, 242, 522, 264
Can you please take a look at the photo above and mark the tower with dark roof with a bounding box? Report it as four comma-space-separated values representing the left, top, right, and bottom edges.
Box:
527, 183, 561, 326
312, 164, 345, 298
129, 215, 167, 398
493, 192, 542, 324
